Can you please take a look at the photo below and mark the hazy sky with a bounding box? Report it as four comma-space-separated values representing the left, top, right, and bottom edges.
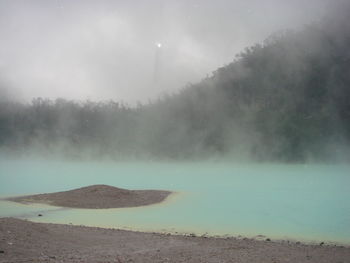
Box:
0, 0, 333, 103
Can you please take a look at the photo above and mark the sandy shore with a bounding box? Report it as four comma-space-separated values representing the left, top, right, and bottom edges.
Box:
0, 218, 349, 263
3, 185, 350, 262
6, 185, 172, 209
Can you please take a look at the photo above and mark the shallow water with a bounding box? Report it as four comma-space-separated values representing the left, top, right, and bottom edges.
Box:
0, 160, 349, 244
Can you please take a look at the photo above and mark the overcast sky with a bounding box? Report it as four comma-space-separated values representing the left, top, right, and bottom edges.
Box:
0, 0, 333, 103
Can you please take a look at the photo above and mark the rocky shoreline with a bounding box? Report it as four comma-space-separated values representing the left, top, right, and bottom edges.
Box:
1, 218, 349, 263
2, 185, 350, 262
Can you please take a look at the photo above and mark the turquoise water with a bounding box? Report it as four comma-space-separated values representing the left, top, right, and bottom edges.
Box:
0, 160, 349, 244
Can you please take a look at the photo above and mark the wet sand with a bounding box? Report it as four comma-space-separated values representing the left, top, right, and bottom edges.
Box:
6, 185, 172, 209
1, 218, 349, 263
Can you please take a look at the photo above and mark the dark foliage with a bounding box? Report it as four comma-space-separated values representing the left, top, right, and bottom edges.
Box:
1, 5, 350, 162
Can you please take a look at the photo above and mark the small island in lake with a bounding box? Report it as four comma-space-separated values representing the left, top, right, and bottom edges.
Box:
7, 185, 172, 209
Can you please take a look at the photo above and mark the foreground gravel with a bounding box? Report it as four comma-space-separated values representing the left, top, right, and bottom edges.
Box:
0, 218, 349, 263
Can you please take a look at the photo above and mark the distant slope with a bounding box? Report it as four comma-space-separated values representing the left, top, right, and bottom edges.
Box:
140, 4, 350, 162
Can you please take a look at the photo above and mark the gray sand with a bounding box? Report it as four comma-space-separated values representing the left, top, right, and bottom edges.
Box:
0, 218, 349, 263
7, 184, 172, 209
3, 185, 350, 262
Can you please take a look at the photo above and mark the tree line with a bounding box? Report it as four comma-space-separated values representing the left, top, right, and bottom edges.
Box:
1, 4, 349, 162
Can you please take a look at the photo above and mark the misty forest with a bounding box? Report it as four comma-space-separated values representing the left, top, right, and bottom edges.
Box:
1, 5, 349, 163
1, 1, 350, 262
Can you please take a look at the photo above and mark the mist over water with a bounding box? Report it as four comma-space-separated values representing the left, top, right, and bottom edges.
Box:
0, 2, 349, 162
0, 1, 350, 247
0, 1, 349, 162
0, 2, 350, 162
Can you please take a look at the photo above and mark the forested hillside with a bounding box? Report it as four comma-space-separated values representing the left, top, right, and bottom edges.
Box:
1, 4, 349, 162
